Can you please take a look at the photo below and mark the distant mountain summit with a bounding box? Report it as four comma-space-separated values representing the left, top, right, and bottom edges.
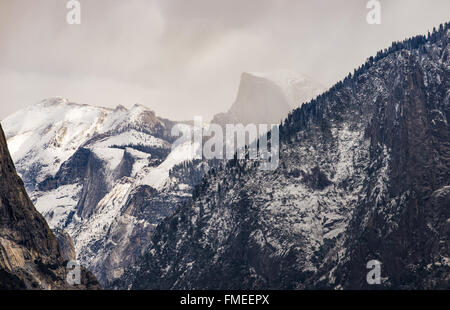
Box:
212, 70, 323, 126
250, 70, 324, 110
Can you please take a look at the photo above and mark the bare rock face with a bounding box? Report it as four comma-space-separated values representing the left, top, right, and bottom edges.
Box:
0, 123, 100, 289
212, 71, 323, 126
54, 229, 76, 261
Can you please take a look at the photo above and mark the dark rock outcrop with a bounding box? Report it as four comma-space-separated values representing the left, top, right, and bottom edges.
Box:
54, 229, 76, 261
0, 123, 101, 289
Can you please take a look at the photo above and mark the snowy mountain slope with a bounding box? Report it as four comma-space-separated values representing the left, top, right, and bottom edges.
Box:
3, 98, 169, 190
115, 24, 450, 290
2, 98, 207, 285
4, 98, 113, 190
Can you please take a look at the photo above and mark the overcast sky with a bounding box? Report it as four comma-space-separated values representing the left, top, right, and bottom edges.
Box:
0, 0, 449, 121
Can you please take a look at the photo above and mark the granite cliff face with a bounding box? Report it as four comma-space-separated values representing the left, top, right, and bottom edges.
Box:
54, 229, 76, 261
212, 71, 323, 126
116, 24, 450, 290
0, 123, 100, 289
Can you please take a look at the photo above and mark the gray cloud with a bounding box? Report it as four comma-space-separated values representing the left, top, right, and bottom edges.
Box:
0, 0, 449, 121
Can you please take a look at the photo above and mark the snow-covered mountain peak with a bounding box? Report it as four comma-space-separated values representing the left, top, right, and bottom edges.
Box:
129, 103, 156, 118
247, 69, 309, 85
114, 104, 128, 112
1, 98, 169, 191
35, 97, 101, 110
39, 97, 70, 106
245, 70, 324, 109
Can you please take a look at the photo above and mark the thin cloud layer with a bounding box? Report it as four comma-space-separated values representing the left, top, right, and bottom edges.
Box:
0, 0, 449, 120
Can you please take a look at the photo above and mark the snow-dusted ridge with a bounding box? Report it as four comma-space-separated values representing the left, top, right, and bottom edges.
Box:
3, 98, 165, 187
1, 97, 202, 285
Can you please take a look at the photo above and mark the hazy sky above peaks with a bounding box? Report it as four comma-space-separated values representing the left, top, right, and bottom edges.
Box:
0, 0, 449, 121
